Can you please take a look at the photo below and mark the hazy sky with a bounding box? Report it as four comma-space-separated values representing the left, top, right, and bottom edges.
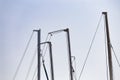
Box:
0, 0, 120, 80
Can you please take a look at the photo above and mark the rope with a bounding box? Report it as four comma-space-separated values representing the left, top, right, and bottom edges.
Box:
25, 49, 37, 80
78, 14, 102, 80
33, 73, 37, 80
42, 34, 52, 57
41, 34, 49, 54
42, 60, 49, 80
41, 33, 52, 66
13, 32, 34, 80
111, 44, 120, 67
32, 67, 37, 80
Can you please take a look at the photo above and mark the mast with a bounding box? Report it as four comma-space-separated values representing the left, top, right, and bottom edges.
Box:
33, 29, 41, 80
48, 28, 73, 80
41, 42, 54, 80
64, 28, 73, 80
48, 42, 54, 80
102, 12, 113, 80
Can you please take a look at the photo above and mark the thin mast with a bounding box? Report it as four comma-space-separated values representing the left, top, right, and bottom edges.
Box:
49, 28, 73, 80
64, 28, 73, 80
102, 12, 113, 80
41, 42, 54, 80
48, 42, 54, 80
33, 29, 41, 80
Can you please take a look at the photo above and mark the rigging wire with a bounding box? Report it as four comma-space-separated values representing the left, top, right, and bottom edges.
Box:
104, 21, 109, 80
32, 67, 37, 80
33, 72, 37, 80
72, 56, 77, 80
25, 48, 37, 80
111, 44, 120, 67
35, 76, 37, 80
13, 32, 34, 80
40, 34, 52, 80
42, 59, 49, 80
42, 34, 52, 57
40, 33, 52, 76
41, 34, 49, 55
78, 14, 102, 80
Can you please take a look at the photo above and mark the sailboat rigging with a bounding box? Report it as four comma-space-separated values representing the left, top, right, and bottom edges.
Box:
103, 12, 113, 80
12, 12, 120, 80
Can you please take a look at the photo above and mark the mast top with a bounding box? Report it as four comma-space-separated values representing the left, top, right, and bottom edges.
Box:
102, 12, 107, 15
102, 12, 113, 80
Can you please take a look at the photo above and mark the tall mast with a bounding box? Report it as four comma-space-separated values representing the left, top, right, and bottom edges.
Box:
48, 28, 73, 80
48, 42, 54, 80
33, 29, 41, 80
41, 42, 54, 80
64, 28, 73, 80
102, 12, 113, 80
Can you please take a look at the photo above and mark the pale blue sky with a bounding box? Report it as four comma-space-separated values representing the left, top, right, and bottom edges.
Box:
0, 0, 120, 80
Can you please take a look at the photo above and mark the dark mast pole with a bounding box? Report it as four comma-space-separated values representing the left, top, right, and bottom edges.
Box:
64, 28, 73, 80
41, 42, 54, 80
102, 12, 113, 80
33, 29, 41, 80
48, 28, 73, 80
48, 42, 54, 80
